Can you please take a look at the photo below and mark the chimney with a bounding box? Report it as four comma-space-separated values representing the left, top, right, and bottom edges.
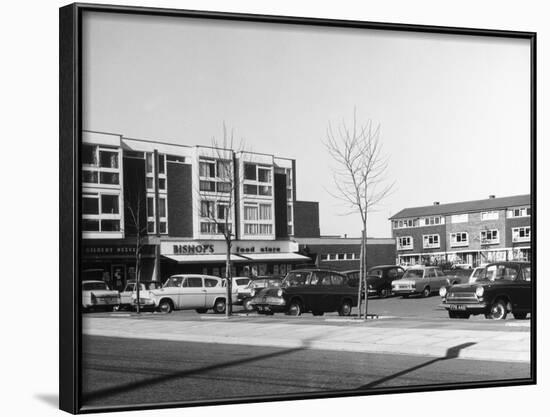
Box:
433, 201, 440, 205
489, 195, 495, 199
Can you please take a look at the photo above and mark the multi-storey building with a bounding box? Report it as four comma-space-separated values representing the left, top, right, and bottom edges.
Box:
81, 131, 311, 290
389, 194, 531, 267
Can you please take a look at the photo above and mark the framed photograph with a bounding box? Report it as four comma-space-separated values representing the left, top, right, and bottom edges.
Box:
60, 3, 536, 414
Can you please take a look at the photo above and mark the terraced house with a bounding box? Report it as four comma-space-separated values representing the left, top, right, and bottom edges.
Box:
389, 194, 531, 267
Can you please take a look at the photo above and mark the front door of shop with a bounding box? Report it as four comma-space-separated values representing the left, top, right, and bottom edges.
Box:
111, 264, 126, 291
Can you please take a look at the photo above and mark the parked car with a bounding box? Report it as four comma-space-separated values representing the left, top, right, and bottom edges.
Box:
468, 266, 488, 284
391, 266, 452, 298
344, 266, 405, 298
249, 269, 357, 316
238, 276, 283, 311
82, 280, 120, 312
440, 261, 531, 320
117, 280, 162, 311
222, 277, 252, 305
145, 275, 227, 314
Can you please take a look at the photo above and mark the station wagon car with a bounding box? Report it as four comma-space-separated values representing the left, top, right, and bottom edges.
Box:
391, 266, 452, 297
440, 261, 531, 320
146, 275, 227, 314
249, 269, 357, 316
82, 280, 120, 312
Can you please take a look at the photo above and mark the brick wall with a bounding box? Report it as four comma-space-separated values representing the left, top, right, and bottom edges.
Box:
167, 163, 193, 237
293, 201, 320, 238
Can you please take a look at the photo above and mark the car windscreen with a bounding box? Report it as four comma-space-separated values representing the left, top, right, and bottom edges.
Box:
368, 269, 383, 277
123, 283, 135, 292
267, 279, 282, 287
163, 276, 184, 288
486, 265, 518, 281
235, 278, 250, 286
402, 269, 423, 279
283, 272, 309, 287
146, 282, 162, 290
83, 282, 109, 291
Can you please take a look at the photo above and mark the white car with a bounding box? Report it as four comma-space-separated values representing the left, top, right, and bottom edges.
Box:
82, 280, 120, 312
146, 275, 227, 314
222, 277, 252, 304
118, 280, 162, 310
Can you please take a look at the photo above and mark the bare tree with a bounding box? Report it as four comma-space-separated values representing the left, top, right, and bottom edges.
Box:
196, 124, 247, 317
324, 109, 394, 320
125, 188, 148, 314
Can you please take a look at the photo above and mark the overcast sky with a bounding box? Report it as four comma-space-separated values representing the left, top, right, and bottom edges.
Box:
82, 11, 531, 238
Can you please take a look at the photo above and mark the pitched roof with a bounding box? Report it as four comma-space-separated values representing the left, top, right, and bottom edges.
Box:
389, 194, 531, 220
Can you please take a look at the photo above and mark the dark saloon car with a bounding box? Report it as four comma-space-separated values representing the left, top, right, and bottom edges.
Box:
237, 276, 283, 311
345, 266, 405, 297
440, 261, 531, 320
249, 269, 358, 316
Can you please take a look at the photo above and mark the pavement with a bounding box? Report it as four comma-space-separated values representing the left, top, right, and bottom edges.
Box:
83, 314, 531, 363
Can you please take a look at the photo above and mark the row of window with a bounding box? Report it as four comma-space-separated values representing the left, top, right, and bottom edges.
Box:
320, 253, 358, 261
398, 227, 531, 250
393, 207, 531, 230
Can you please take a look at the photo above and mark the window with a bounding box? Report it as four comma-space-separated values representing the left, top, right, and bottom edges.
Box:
82, 170, 98, 184
216, 204, 227, 220
422, 234, 440, 249
258, 185, 272, 196
82, 145, 97, 165
99, 172, 119, 185
200, 181, 216, 192
244, 184, 258, 195
259, 204, 272, 220
158, 154, 165, 174
200, 222, 220, 234
259, 224, 272, 234
244, 205, 258, 220
287, 205, 293, 222
337, 253, 345, 260
147, 197, 155, 217
146, 153, 153, 173
201, 201, 214, 218
481, 211, 499, 221
158, 178, 166, 190
398, 236, 413, 250
512, 227, 530, 242
424, 216, 443, 226
167, 154, 185, 163
258, 168, 271, 183
216, 160, 231, 179
99, 150, 118, 168
287, 188, 292, 201
394, 219, 421, 229
450, 232, 469, 247
82, 219, 99, 231
216, 182, 231, 193
159, 197, 167, 218
101, 194, 119, 214
244, 164, 257, 180
320, 254, 328, 261
146, 177, 154, 189
101, 220, 120, 231
480, 229, 499, 244
451, 214, 468, 223
345, 253, 354, 260
200, 161, 215, 178
507, 207, 531, 218
82, 195, 99, 215
287, 225, 293, 235
204, 278, 219, 288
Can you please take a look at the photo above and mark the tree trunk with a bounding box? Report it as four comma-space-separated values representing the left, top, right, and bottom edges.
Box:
362, 228, 368, 321
135, 241, 141, 314
357, 230, 364, 319
225, 237, 232, 318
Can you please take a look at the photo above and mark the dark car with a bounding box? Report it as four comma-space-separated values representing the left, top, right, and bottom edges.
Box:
440, 261, 531, 320
344, 266, 405, 298
249, 269, 358, 316
237, 276, 283, 311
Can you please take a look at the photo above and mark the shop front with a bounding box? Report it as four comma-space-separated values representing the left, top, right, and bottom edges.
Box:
160, 240, 311, 280
81, 241, 157, 290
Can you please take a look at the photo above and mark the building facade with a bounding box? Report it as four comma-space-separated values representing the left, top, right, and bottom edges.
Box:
390, 195, 532, 267
81, 131, 312, 289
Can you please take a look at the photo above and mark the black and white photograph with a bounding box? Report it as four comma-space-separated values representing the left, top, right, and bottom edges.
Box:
58, 2, 536, 414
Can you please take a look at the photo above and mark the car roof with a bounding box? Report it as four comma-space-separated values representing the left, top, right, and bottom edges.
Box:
169, 274, 221, 279
486, 261, 530, 267
82, 280, 106, 284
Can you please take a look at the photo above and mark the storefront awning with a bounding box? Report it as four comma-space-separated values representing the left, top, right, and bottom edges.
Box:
239, 252, 311, 262
162, 254, 248, 264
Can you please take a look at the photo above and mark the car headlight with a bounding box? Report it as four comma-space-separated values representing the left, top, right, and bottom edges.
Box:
475, 286, 484, 298
439, 287, 447, 297
250, 289, 255, 297
277, 288, 283, 297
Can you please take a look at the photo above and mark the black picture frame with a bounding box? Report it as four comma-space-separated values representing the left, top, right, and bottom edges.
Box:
60, 3, 537, 414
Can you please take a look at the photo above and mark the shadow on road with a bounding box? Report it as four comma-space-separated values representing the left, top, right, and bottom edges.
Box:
34, 393, 58, 408
357, 342, 477, 390
82, 338, 313, 404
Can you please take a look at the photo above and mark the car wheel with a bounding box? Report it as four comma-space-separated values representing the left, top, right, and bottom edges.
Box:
158, 299, 173, 314
288, 300, 302, 316
338, 300, 352, 316
422, 287, 431, 298
512, 312, 528, 320
213, 299, 226, 314
195, 308, 208, 314
485, 300, 508, 320
380, 288, 390, 298
243, 299, 254, 312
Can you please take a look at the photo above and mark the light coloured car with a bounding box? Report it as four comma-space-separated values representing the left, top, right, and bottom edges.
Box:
82, 280, 120, 312
391, 266, 452, 298
222, 277, 252, 304
117, 280, 162, 311
146, 275, 227, 314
